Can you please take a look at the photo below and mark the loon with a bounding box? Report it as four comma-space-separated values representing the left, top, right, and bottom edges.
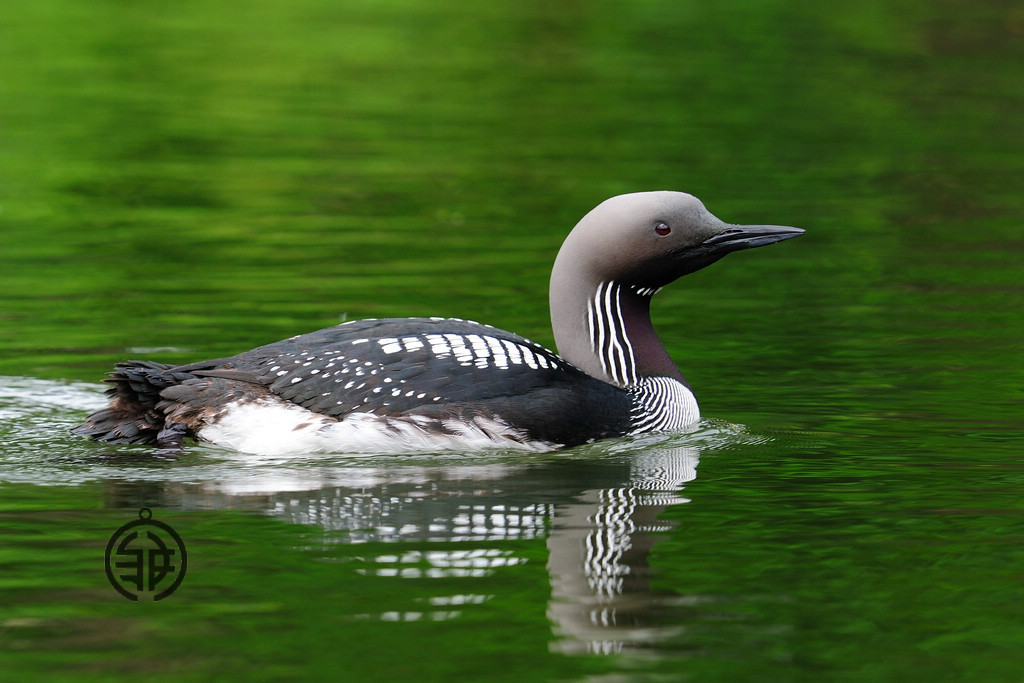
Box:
75, 191, 803, 455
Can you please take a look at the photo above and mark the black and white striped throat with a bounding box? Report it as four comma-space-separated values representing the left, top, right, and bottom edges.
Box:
586, 281, 660, 387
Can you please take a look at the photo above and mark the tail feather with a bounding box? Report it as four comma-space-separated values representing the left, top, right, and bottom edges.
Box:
75, 360, 192, 445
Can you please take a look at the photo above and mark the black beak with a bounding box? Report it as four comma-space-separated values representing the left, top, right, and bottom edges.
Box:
702, 224, 805, 253
662, 224, 804, 280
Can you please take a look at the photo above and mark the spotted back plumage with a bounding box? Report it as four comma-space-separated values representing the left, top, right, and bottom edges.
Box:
174, 317, 635, 447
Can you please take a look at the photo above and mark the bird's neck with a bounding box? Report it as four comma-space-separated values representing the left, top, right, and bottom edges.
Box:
550, 275, 684, 388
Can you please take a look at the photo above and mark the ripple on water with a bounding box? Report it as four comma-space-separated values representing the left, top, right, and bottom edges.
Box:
0, 375, 763, 492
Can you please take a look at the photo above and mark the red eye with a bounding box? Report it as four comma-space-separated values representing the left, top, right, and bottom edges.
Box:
655, 222, 671, 236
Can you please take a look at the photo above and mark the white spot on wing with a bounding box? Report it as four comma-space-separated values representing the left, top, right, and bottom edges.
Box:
479, 336, 507, 369
379, 337, 402, 354
466, 334, 490, 359
443, 334, 474, 365
426, 333, 451, 358
402, 336, 425, 352
500, 339, 523, 366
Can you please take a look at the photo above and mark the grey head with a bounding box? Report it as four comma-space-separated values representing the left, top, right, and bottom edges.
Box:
549, 191, 803, 387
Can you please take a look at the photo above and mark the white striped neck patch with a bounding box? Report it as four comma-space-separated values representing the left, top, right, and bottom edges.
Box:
586, 280, 638, 387
627, 376, 700, 433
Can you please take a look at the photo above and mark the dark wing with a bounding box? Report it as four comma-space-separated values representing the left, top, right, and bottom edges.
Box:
177, 317, 632, 445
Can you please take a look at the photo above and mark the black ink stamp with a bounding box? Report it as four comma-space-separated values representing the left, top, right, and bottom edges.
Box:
105, 508, 187, 601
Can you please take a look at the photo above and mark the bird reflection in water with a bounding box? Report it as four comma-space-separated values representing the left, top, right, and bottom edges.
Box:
105, 431, 727, 654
